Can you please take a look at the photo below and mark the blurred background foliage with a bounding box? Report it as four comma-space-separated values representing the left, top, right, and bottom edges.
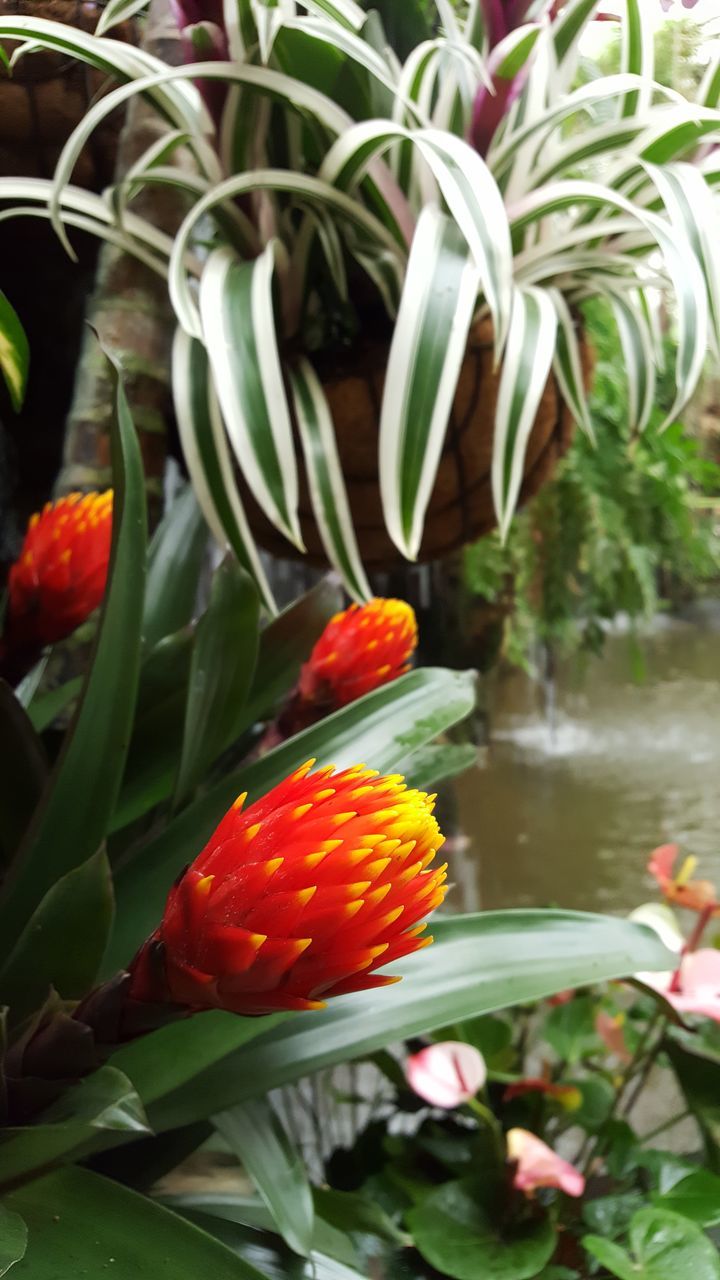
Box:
463, 300, 720, 673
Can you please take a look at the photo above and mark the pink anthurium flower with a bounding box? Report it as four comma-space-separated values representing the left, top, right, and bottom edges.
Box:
641, 949, 720, 1023
405, 1041, 487, 1108
647, 844, 720, 916
507, 1128, 585, 1198
595, 1010, 631, 1064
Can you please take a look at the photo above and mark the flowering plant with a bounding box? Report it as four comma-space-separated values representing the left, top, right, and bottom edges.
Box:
295, 842, 720, 1279
0, 366, 673, 1274
0, 1, 719, 599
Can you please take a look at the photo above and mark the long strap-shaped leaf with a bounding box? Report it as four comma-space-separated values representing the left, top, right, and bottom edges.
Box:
642, 161, 720, 365
214, 1101, 314, 1258
199, 244, 303, 551
320, 121, 513, 353
510, 180, 708, 430
172, 328, 276, 615
619, 0, 653, 119
379, 205, 480, 560
46, 57, 353, 256
492, 285, 558, 541
0, 289, 29, 412
288, 359, 372, 602
546, 288, 593, 442
606, 288, 656, 435
169, 170, 403, 341
95, 0, 151, 35
0, 353, 147, 952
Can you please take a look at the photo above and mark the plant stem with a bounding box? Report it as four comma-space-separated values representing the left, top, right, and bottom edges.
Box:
640, 1109, 691, 1144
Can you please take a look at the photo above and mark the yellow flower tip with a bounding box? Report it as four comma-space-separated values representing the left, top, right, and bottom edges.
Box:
60, 549, 72, 565
196, 874, 215, 897
318, 838, 343, 854
314, 788, 336, 802
376, 664, 392, 677
244, 823, 262, 842
293, 759, 316, 780
249, 931, 268, 951
292, 803, 313, 820
265, 857, 284, 876
232, 791, 248, 811
296, 886, 317, 906
331, 811, 357, 827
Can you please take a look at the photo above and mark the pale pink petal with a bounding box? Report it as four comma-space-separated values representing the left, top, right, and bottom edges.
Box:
642, 950, 720, 1023
547, 989, 574, 1006
595, 1011, 631, 1063
507, 1128, 585, 1198
405, 1041, 487, 1108
647, 843, 679, 886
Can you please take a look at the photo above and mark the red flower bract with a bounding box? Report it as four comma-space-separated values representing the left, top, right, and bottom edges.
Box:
298, 598, 418, 711
129, 761, 447, 1016
4, 492, 113, 651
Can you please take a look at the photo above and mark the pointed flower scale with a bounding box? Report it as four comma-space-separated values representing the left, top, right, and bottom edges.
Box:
299, 598, 418, 711
129, 762, 447, 1016
3, 491, 113, 654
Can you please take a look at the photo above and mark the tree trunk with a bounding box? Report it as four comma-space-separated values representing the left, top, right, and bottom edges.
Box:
55, 0, 186, 528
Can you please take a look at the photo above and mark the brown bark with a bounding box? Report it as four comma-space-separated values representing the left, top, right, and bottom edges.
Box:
55, 0, 188, 528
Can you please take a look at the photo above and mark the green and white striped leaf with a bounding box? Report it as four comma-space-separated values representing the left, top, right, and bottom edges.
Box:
288, 358, 372, 603
492, 285, 558, 541
0, 289, 29, 412
199, 243, 302, 550
642, 161, 720, 363
379, 205, 479, 560
510, 179, 708, 426
171, 327, 276, 614
168, 169, 403, 339
619, 0, 653, 118
95, 0, 149, 35
47, 57, 354, 256
607, 288, 656, 434
321, 121, 513, 351
547, 288, 593, 441
300, 0, 364, 30
490, 74, 683, 183
697, 49, 720, 110
552, 0, 599, 67
0, 175, 177, 270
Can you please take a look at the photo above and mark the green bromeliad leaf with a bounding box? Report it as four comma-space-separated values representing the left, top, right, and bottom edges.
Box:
0, 289, 29, 412
143, 911, 674, 1131
0, 352, 147, 953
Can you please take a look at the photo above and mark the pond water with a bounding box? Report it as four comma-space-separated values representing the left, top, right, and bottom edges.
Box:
450, 603, 720, 917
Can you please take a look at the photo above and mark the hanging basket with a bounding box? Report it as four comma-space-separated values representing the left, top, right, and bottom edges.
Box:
242, 316, 591, 569
0, 0, 136, 186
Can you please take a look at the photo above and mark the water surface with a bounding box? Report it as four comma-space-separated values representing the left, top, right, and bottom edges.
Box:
452, 607, 720, 916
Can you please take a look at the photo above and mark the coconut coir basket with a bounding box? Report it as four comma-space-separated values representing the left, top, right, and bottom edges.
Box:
0, 0, 135, 186
241, 316, 591, 569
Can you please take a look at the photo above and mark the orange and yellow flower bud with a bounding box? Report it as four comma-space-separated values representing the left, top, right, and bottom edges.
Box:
129, 761, 446, 1016
299, 598, 418, 711
3, 492, 113, 654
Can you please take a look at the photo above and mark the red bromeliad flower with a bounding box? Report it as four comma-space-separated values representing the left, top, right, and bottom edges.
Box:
2, 492, 113, 665
129, 760, 446, 1016
299, 598, 418, 711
